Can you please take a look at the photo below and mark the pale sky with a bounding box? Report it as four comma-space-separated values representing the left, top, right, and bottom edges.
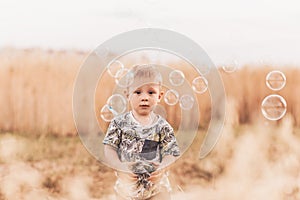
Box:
1, 0, 300, 66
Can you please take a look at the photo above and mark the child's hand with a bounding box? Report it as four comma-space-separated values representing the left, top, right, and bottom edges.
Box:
116, 170, 138, 181
148, 169, 164, 182
150, 161, 161, 171
126, 161, 138, 172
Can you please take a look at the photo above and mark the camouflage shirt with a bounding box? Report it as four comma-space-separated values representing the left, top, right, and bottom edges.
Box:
103, 111, 180, 163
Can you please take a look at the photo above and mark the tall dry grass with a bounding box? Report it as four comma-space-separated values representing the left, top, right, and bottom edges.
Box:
1, 48, 300, 135
0, 48, 86, 135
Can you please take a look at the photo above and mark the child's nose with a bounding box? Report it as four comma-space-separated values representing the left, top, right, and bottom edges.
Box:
141, 93, 149, 101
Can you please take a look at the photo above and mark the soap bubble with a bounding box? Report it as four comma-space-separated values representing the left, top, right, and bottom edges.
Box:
179, 95, 194, 110
266, 70, 286, 91
261, 94, 287, 121
192, 76, 208, 94
107, 60, 124, 78
164, 89, 179, 106
100, 105, 115, 122
107, 94, 127, 115
169, 70, 185, 86
115, 68, 134, 88
222, 59, 238, 73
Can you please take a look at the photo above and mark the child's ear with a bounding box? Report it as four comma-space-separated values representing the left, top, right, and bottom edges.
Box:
158, 91, 164, 102
123, 90, 129, 99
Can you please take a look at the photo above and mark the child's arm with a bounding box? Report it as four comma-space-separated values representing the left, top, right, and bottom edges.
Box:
104, 145, 136, 175
148, 155, 176, 182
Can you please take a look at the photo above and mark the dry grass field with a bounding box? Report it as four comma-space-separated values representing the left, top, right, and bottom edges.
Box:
1, 48, 300, 199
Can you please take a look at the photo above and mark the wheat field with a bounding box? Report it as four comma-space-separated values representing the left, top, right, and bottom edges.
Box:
0, 48, 300, 199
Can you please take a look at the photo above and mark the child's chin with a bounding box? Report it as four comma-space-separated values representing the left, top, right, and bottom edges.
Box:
140, 111, 150, 115
138, 111, 151, 115
138, 107, 150, 111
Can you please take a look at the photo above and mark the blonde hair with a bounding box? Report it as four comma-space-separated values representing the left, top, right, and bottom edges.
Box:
127, 64, 162, 94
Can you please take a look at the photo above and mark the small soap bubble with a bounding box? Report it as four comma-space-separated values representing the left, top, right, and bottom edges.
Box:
261, 94, 287, 121
222, 59, 238, 73
115, 68, 134, 88
100, 105, 115, 122
164, 89, 179, 106
107, 94, 127, 115
266, 70, 286, 91
169, 70, 185, 86
192, 76, 208, 94
179, 95, 194, 110
107, 60, 124, 78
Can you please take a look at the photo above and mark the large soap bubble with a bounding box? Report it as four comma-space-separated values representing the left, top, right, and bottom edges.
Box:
73, 28, 226, 173
261, 94, 287, 121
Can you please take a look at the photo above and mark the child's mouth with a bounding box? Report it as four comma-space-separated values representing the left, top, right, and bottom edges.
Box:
140, 105, 150, 108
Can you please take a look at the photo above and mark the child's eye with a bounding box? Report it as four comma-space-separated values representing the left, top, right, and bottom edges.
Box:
134, 91, 141, 95
148, 91, 156, 95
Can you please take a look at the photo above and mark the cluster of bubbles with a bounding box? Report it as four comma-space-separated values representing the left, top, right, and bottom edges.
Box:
100, 94, 127, 122
261, 70, 287, 121
102, 59, 289, 123
164, 69, 208, 110
107, 60, 134, 88
100, 60, 134, 122
100, 60, 209, 122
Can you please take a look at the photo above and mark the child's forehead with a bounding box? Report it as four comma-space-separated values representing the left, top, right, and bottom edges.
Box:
132, 83, 160, 90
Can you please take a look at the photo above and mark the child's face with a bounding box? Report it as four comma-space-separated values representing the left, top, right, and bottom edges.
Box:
129, 83, 162, 117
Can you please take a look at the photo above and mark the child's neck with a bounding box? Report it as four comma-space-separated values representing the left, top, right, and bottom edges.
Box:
131, 111, 155, 126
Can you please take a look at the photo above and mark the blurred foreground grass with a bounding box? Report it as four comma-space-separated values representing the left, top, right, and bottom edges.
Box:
1, 120, 300, 200
0, 132, 114, 199
0, 129, 212, 199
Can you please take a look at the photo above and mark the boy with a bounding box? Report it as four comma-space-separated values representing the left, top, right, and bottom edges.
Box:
103, 64, 180, 200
